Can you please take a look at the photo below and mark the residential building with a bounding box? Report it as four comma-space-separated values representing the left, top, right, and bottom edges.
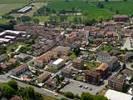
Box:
107, 56, 120, 72
38, 71, 51, 83
61, 67, 73, 78
96, 63, 109, 78
85, 70, 101, 85
73, 58, 84, 70
125, 52, 133, 62
97, 52, 120, 72
108, 74, 125, 91
11, 64, 29, 76
34, 46, 70, 68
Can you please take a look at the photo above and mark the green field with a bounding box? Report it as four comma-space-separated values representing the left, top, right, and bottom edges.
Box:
0, 0, 46, 15
43, 0, 133, 20
0, 0, 30, 16
103, 0, 133, 15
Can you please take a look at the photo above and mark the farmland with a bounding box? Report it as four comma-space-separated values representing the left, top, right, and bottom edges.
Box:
34, 0, 133, 21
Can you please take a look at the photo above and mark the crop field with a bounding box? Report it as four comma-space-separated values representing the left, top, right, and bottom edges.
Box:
103, 0, 133, 15
46, 0, 133, 20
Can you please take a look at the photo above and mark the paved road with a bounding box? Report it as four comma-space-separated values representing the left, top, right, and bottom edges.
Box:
0, 71, 68, 100
15, 80, 66, 99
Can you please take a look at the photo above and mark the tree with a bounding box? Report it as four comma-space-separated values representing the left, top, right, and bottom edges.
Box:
33, 18, 40, 24
123, 0, 127, 2
97, 2, 104, 8
0, 84, 15, 98
19, 16, 31, 23
81, 92, 93, 100
81, 92, 107, 100
105, 0, 109, 2
115, 10, 119, 14
64, 92, 74, 99
73, 47, 80, 56
8, 80, 18, 90
95, 95, 108, 100
60, 98, 68, 100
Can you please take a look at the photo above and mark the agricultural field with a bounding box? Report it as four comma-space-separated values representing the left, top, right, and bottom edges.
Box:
103, 0, 133, 15
37, 0, 133, 21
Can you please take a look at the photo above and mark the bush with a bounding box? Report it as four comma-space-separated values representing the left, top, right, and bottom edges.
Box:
64, 92, 74, 99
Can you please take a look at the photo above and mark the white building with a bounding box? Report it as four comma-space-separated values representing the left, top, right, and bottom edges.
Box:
51, 58, 64, 69
105, 89, 133, 100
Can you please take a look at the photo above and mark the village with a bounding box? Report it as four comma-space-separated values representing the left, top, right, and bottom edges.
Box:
0, 14, 133, 100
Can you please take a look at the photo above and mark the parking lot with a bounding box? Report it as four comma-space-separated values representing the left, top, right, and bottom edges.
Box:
60, 78, 106, 95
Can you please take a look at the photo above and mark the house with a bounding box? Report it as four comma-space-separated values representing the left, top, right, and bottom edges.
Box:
85, 70, 101, 85
38, 71, 51, 83
113, 15, 129, 22
72, 57, 84, 70
96, 63, 109, 78
11, 64, 29, 76
105, 89, 133, 100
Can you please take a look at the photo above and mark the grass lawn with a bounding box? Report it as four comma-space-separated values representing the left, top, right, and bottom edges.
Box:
43, 96, 57, 100
0, 18, 8, 24
99, 44, 113, 52
0, 4, 26, 15
69, 52, 77, 60
84, 61, 100, 70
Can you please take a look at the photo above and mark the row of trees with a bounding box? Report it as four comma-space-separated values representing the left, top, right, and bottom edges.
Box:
62, 92, 108, 100
0, 80, 43, 100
